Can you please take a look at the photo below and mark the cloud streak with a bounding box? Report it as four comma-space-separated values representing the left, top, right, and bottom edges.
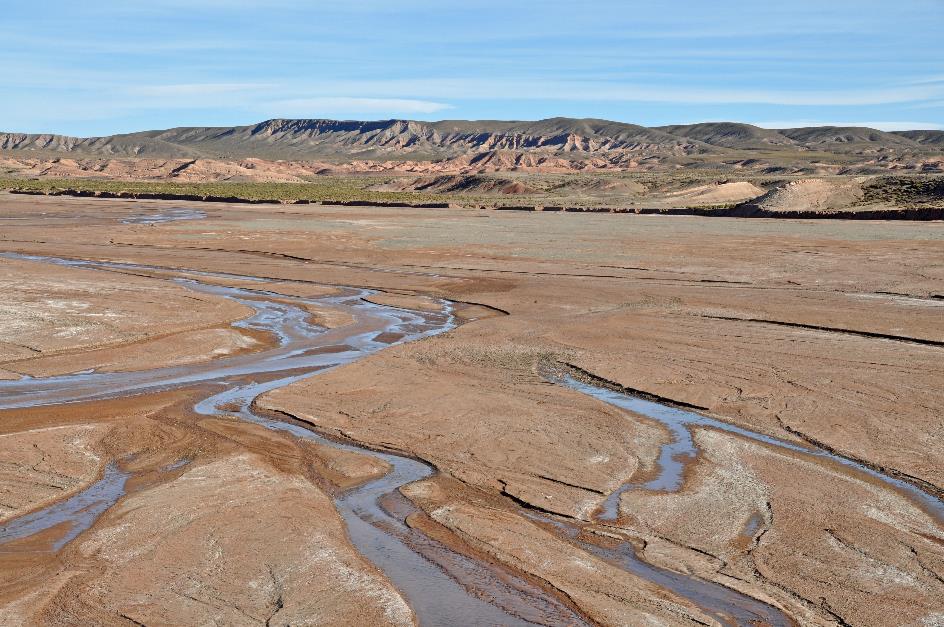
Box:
129, 83, 275, 97
265, 97, 453, 116
2, 1, 942, 135
269, 79, 944, 107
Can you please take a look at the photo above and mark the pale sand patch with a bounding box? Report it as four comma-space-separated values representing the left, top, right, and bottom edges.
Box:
0, 423, 108, 522
63, 454, 413, 626
664, 181, 765, 206
617, 428, 944, 626
748, 178, 865, 212
364, 292, 444, 312
9, 327, 261, 377
403, 477, 712, 626
0, 256, 252, 362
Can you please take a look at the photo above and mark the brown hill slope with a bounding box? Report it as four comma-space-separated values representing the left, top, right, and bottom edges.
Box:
656, 122, 794, 149
3, 118, 942, 166
777, 126, 916, 147
892, 130, 944, 145
0, 119, 704, 161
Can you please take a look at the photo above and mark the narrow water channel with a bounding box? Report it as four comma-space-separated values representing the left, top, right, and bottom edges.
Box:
0, 254, 582, 626
5, 253, 935, 625
555, 374, 943, 524
121, 207, 208, 225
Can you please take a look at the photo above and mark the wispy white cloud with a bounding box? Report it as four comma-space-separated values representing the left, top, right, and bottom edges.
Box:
262, 97, 453, 117
261, 79, 944, 107
905, 75, 944, 85
0, 33, 242, 54
905, 100, 944, 110
129, 83, 274, 97
2, 1, 941, 135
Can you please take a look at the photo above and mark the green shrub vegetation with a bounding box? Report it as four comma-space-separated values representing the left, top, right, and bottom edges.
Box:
0, 176, 462, 205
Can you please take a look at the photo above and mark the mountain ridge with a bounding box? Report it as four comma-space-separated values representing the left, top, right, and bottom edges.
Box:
2, 118, 943, 163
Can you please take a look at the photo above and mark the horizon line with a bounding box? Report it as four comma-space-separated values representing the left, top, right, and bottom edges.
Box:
3, 116, 943, 139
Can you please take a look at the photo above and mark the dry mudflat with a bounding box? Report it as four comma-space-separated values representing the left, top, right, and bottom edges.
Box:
0, 192, 942, 626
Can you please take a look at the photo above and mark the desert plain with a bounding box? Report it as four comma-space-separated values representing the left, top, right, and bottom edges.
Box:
0, 186, 941, 626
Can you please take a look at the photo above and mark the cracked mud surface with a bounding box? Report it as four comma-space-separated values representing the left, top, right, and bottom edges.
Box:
0, 192, 942, 625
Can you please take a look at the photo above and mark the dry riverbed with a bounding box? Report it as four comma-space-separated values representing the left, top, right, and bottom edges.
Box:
0, 192, 941, 625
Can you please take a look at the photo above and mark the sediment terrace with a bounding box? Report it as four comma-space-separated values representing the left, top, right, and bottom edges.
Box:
6, 172, 944, 220
0, 192, 941, 625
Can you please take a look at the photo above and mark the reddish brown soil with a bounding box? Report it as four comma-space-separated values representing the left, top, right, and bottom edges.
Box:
0, 192, 941, 625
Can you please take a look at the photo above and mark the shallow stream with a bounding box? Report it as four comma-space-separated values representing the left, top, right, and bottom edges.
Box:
0, 254, 579, 626
3, 253, 938, 625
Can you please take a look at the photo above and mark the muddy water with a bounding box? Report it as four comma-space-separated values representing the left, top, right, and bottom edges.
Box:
529, 511, 789, 627
559, 375, 944, 524
0, 287, 392, 409
0, 463, 129, 551
196, 379, 581, 626
0, 255, 581, 626
121, 207, 207, 224
532, 371, 944, 625
5, 253, 915, 625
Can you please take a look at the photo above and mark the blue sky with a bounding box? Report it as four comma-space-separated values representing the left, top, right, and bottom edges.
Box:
3, 1, 942, 136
